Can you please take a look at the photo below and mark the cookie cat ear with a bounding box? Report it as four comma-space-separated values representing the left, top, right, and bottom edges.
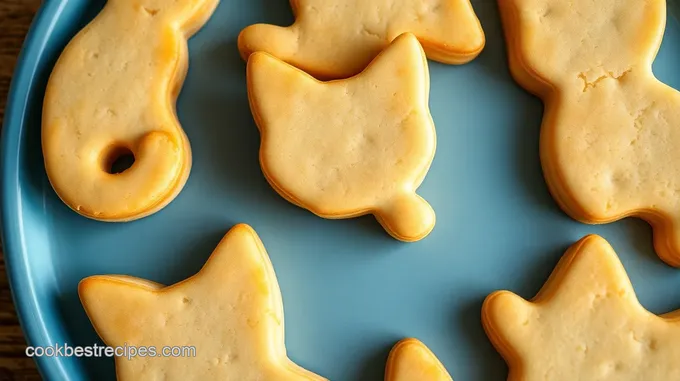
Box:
192, 224, 275, 285
361, 33, 430, 103
538, 235, 637, 303
385, 338, 453, 381
246, 51, 318, 128
78, 275, 161, 346
239, 24, 301, 63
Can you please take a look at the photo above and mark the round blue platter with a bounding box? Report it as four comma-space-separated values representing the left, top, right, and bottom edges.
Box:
4, 0, 680, 380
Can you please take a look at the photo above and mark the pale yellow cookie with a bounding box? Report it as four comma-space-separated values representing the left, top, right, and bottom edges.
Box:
498, 0, 680, 266
238, 0, 485, 79
79, 224, 327, 381
482, 235, 680, 381
247, 33, 436, 242
42, 0, 218, 221
385, 339, 453, 381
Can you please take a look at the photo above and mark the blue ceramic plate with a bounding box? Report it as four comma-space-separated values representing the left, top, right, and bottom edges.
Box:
4, 1, 680, 380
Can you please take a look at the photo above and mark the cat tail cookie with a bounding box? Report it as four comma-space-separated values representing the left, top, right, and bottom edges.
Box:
497, 0, 680, 266
238, 0, 485, 79
79, 224, 327, 380
385, 339, 453, 381
482, 235, 680, 380
42, 0, 219, 221
247, 33, 436, 242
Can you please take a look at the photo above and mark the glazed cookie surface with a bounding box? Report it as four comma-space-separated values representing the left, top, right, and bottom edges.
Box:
42, 0, 217, 221
78, 224, 327, 381
482, 235, 680, 381
498, 0, 680, 266
239, 0, 485, 79
247, 33, 436, 242
385, 339, 453, 381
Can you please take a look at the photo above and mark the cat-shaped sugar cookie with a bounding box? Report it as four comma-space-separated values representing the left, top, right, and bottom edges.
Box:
386, 339, 453, 381
498, 0, 680, 266
42, 0, 218, 221
247, 33, 436, 242
79, 224, 327, 380
239, 0, 485, 79
483, 235, 680, 380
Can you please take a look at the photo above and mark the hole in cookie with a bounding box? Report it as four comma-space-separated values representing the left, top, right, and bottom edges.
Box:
103, 146, 136, 174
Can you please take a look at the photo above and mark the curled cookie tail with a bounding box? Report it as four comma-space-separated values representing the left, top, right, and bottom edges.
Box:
98, 131, 189, 220
46, 130, 189, 222
238, 23, 300, 63
652, 215, 680, 268
376, 192, 436, 242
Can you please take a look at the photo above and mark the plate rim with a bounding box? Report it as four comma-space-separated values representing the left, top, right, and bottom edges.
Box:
3, 1, 680, 380
1, 0, 71, 379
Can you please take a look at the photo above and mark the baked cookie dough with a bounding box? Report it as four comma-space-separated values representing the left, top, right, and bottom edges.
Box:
247, 33, 437, 242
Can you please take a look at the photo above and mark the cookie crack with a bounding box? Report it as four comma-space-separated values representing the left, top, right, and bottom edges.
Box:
578, 69, 632, 92
143, 7, 160, 16
360, 24, 383, 40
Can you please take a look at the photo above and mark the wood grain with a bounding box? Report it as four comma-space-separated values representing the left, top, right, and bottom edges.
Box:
1, 0, 44, 379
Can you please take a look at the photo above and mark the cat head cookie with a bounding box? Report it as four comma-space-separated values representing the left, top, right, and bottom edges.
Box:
482, 235, 680, 380
498, 0, 680, 266
386, 339, 453, 381
499, 0, 665, 92
79, 224, 327, 380
238, 0, 485, 79
246, 33, 436, 242
42, 0, 218, 221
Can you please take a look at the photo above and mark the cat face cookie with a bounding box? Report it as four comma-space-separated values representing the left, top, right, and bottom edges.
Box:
42, 0, 218, 221
482, 235, 680, 381
246, 33, 436, 242
498, 0, 680, 266
79, 224, 327, 380
238, 0, 485, 79
386, 339, 453, 381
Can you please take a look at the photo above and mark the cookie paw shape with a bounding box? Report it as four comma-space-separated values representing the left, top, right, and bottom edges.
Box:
78, 224, 327, 380
483, 235, 680, 381
386, 339, 453, 381
247, 33, 436, 242
498, 0, 680, 266
238, 0, 485, 79
42, 0, 218, 221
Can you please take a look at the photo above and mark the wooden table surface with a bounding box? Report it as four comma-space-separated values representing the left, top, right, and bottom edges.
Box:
1, 0, 43, 379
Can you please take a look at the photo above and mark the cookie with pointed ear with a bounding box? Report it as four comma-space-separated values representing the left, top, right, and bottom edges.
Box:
79, 224, 327, 381
385, 339, 453, 381
42, 0, 219, 221
238, 0, 485, 79
498, 0, 680, 267
246, 32, 436, 242
482, 235, 680, 381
